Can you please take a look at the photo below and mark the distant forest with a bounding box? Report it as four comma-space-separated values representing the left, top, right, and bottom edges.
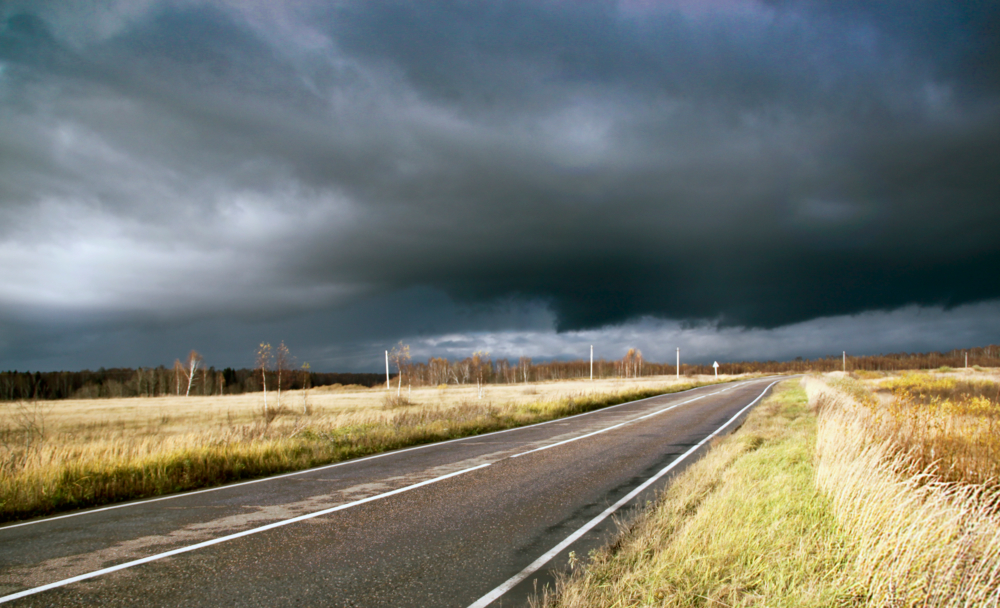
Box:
1, 345, 998, 402
0, 368, 384, 401
399, 345, 1000, 387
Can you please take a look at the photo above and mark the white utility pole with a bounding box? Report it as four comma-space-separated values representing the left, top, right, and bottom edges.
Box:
843, 351, 846, 373
385, 350, 390, 390
676, 347, 680, 379
590, 345, 593, 380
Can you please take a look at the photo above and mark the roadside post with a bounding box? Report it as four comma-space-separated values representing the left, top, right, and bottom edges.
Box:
676, 347, 680, 379
590, 345, 593, 380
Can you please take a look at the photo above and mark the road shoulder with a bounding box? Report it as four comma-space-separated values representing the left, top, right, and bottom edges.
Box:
536, 378, 852, 607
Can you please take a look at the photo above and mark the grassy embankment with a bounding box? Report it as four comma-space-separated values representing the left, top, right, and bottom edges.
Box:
0, 374, 738, 523
539, 370, 1000, 607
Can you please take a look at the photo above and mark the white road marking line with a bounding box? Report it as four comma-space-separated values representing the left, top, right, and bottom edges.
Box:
509, 377, 773, 458
509, 395, 707, 458
1, 379, 751, 531
0, 463, 492, 605
467, 380, 782, 608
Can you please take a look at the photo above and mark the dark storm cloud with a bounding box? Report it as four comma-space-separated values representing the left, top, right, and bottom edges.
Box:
316, 0, 1000, 329
1, 0, 999, 369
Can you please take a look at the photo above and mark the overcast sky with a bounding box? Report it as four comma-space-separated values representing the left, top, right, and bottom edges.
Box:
1, 1, 999, 372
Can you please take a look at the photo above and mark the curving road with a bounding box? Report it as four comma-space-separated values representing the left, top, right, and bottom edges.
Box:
0, 377, 779, 607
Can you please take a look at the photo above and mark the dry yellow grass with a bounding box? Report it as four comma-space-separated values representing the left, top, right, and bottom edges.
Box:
830, 369, 1000, 487
5, 375, 723, 438
809, 375, 1000, 606
0, 374, 737, 522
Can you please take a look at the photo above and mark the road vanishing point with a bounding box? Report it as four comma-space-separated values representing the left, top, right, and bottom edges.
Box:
0, 378, 780, 607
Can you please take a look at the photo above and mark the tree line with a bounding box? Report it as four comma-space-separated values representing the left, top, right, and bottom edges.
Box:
2, 344, 998, 401
390, 344, 1000, 387
0, 365, 384, 401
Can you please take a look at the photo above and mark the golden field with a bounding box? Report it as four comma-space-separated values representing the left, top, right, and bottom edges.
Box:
0, 374, 734, 522
5, 374, 727, 438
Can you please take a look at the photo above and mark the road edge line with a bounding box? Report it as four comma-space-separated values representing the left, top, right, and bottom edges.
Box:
466, 379, 782, 608
509, 395, 706, 458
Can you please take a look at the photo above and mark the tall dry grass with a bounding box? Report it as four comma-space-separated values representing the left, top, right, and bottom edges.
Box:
0, 375, 733, 523
809, 375, 1000, 606
870, 372, 1000, 486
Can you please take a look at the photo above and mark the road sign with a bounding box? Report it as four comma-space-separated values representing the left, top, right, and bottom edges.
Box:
713, 361, 719, 377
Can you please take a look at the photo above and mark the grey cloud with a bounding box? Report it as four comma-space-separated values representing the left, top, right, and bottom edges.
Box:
0, 287, 554, 371
1, 1, 999, 370
384, 299, 1000, 371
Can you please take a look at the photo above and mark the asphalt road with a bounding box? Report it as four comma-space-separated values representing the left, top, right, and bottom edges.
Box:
0, 377, 780, 607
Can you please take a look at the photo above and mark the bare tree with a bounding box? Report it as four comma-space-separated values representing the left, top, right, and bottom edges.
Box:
471, 350, 490, 399
184, 350, 203, 397
453, 358, 471, 384
388, 342, 411, 396
173, 359, 184, 395
428, 357, 449, 386
518, 356, 532, 383
275, 341, 292, 409
621, 348, 642, 378
256, 343, 273, 416
495, 358, 513, 384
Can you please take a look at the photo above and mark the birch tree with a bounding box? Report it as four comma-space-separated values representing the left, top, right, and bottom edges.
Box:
454, 358, 471, 384
388, 342, 411, 396
621, 348, 642, 378
471, 350, 490, 399
518, 356, 532, 383
184, 350, 202, 397
428, 357, 449, 386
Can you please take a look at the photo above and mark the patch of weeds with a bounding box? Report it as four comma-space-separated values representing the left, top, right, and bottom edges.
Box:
381, 393, 415, 409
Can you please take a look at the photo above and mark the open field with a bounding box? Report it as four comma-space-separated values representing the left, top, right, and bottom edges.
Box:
0, 374, 739, 522
2, 374, 730, 437
539, 369, 1000, 607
